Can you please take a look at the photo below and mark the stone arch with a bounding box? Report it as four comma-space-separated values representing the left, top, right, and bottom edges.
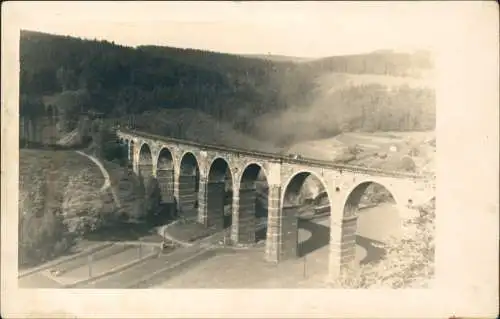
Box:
280, 170, 331, 207
207, 157, 233, 230
280, 171, 332, 261
156, 147, 175, 206
339, 180, 402, 269
237, 163, 269, 244
138, 143, 154, 178
178, 152, 200, 218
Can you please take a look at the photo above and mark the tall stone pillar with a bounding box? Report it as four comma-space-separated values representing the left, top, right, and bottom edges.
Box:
197, 177, 208, 225
128, 143, 134, 164
157, 168, 175, 204
237, 186, 257, 244
206, 181, 225, 230
177, 173, 198, 219
328, 189, 360, 281
230, 187, 240, 243
340, 215, 358, 267
279, 205, 299, 261
265, 185, 281, 263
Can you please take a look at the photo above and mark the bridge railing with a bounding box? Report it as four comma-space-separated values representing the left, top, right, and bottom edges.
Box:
117, 128, 435, 181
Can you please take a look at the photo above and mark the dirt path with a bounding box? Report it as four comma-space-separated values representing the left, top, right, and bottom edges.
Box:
75, 151, 121, 207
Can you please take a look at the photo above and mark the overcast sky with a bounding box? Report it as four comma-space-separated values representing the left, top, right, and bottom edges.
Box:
5, 1, 489, 58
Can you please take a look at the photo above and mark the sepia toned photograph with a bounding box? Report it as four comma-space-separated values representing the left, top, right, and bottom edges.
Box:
2, 1, 498, 318
16, 11, 436, 291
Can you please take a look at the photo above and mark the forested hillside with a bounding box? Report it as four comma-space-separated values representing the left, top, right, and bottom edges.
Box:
20, 30, 435, 150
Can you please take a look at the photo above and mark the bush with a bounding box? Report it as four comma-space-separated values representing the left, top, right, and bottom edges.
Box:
400, 155, 417, 172
61, 176, 105, 236
19, 207, 76, 267
331, 198, 435, 288
102, 140, 128, 165
347, 144, 363, 156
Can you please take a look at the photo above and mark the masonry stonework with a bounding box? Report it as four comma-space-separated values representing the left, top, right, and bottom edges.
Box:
265, 184, 281, 262
156, 168, 175, 204
118, 130, 434, 281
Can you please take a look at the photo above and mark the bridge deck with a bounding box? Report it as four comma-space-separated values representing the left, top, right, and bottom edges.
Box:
118, 128, 434, 180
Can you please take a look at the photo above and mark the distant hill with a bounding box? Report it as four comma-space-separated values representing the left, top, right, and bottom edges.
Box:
240, 54, 314, 63
20, 30, 435, 151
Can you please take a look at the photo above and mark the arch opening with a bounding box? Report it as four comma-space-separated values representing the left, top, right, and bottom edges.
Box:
341, 181, 400, 269
178, 152, 200, 219
282, 172, 332, 263
207, 158, 233, 230
138, 143, 153, 178
156, 148, 175, 222
238, 164, 269, 244
138, 143, 162, 223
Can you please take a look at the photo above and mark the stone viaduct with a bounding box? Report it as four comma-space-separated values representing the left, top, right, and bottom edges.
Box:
116, 129, 435, 280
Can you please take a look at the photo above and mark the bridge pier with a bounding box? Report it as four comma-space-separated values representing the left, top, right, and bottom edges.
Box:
264, 185, 281, 263
197, 177, 208, 225
157, 168, 175, 204
177, 174, 198, 219
230, 192, 240, 243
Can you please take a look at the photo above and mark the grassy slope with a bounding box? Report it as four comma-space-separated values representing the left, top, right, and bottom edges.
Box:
19, 149, 105, 214
19, 147, 148, 223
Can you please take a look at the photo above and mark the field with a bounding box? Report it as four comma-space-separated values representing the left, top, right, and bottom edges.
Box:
287, 130, 435, 173
20, 149, 104, 189
314, 72, 434, 94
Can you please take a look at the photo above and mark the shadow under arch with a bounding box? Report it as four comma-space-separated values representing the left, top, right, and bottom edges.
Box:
340, 180, 401, 268
238, 163, 269, 244
178, 152, 200, 219
138, 143, 153, 179
156, 147, 175, 205
281, 171, 332, 261
207, 157, 233, 230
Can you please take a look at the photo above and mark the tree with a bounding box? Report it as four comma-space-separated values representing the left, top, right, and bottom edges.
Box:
56, 66, 78, 91
400, 155, 417, 172
61, 175, 105, 236
52, 89, 91, 132
116, 168, 145, 220
19, 205, 76, 267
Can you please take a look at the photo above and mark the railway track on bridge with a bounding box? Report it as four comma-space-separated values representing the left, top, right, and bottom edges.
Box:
118, 128, 435, 181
